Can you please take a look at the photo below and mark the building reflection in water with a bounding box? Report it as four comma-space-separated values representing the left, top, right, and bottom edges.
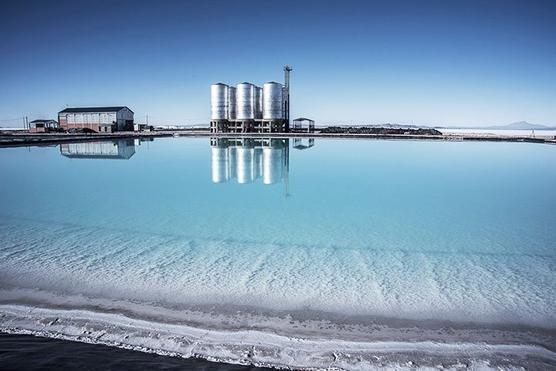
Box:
210, 137, 293, 185
60, 139, 136, 160
292, 138, 315, 150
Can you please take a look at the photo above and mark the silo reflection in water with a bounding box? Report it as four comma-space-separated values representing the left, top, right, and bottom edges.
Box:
254, 148, 263, 179
263, 144, 283, 184
236, 144, 255, 184
210, 138, 294, 186
229, 146, 237, 180
211, 147, 230, 183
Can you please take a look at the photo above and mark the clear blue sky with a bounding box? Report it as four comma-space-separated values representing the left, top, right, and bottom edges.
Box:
1, 0, 555, 127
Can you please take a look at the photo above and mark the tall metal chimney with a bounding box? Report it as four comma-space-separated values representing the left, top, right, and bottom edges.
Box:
283, 65, 292, 131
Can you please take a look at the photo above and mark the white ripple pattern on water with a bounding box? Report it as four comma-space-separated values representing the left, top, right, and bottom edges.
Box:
0, 215, 554, 327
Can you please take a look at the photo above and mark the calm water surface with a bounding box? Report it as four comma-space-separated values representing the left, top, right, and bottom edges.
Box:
0, 137, 555, 369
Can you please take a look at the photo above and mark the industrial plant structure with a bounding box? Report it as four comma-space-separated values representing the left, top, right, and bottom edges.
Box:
58, 106, 134, 133
210, 66, 292, 133
210, 137, 289, 186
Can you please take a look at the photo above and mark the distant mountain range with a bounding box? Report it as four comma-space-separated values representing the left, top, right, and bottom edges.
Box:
318, 121, 556, 130
444, 121, 556, 130
480, 121, 554, 130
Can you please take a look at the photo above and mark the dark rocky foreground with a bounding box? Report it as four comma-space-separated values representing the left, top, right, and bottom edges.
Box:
0, 332, 266, 371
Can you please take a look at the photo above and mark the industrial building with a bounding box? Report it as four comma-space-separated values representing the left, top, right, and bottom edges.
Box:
29, 119, 59, 133
210, 137, 289, 185
60, 139, 135, 160
58, 106, 134, 133
210, 66, 292, 133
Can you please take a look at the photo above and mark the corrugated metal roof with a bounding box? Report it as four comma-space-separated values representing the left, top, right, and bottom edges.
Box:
30, 119, 57, 123
59, 106, 132, 113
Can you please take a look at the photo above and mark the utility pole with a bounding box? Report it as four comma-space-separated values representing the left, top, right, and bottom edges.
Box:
284, 65, 292, 131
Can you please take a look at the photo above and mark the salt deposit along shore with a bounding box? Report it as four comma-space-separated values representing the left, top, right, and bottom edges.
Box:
1, 300, 555, 370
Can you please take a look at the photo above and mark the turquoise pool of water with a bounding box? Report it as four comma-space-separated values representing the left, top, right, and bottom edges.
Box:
0, 137, 555, 326
1, 137, 556, 369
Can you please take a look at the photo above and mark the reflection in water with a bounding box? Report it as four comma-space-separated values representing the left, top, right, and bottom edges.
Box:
211, 138, 299, 186
292, 138, 315, 150
60, 140, 136, 160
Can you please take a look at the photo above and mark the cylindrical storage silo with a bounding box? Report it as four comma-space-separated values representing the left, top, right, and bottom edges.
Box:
227, 86, 236, 120
236, 146, 255, 184
211, 146, 230, 183
263, 82, 284, 120
263, 146, 283, 184
211, 83, 228, 120
255, 86, 263, 119
236, 83, 255, 120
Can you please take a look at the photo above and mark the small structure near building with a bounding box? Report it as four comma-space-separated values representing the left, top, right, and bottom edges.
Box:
29, 119, 59, 133
133, 123, 152, 132
292, 117, 315, 133
58, 106, 134, 133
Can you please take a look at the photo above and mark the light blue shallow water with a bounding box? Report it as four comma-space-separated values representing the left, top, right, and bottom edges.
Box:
0, 137, 555, 329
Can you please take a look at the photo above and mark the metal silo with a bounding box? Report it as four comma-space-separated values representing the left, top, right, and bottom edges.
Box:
255, 86, 263, 119
227, 86, 236, 120
210, 83, 228, 120
263, 82, 284, 120
211, 146, 230, 183
236, 82, 255, 120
